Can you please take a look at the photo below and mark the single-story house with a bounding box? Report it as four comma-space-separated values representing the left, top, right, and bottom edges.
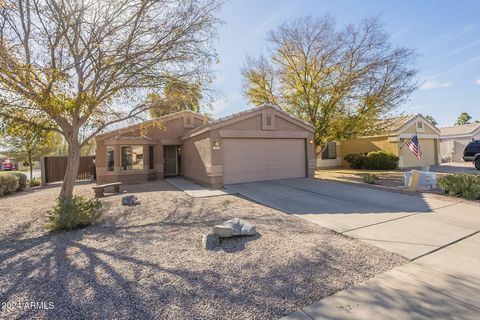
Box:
317, 114, 441, 169
95, 104, 316, 187
439, 123, 480, 162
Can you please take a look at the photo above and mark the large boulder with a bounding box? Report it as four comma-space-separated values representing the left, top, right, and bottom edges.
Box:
212, 218, 257, 238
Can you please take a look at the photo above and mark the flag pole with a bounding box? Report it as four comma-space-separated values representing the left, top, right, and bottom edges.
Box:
399, 135, 414, 150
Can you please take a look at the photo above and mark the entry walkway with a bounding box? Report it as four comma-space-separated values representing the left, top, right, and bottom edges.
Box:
166, 177, 231, 198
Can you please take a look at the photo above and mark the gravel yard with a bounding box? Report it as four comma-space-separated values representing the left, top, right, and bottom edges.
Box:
1, 181, 406, 319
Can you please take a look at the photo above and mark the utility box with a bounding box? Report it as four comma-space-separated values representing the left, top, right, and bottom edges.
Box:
404, 171, 437, 189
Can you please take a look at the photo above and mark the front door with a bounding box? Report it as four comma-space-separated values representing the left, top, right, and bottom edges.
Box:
163, 145, 178, 176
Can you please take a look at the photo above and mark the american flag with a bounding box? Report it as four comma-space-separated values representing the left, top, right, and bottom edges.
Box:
406, 134, 422, 160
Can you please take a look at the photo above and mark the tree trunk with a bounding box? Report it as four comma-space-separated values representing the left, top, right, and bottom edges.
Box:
28, 153, 33, 181
59, 139, 81, 199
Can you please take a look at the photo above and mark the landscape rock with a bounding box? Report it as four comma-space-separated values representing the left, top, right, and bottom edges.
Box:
202, 233, 220, 250
122, 195, 139, 206
213, 218, 257, 238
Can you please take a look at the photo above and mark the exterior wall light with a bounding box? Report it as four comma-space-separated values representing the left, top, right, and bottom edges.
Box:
309, 139, 314, 144
213, 139, 220, 150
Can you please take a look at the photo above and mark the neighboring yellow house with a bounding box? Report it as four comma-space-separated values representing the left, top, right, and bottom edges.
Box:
317, 114, 441, 169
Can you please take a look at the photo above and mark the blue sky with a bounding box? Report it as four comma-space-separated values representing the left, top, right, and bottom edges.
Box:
211, 0, 480, 127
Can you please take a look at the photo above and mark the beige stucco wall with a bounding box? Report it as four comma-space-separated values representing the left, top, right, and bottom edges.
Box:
340, 136, 399, 167
95, 114, 205, 184
181, 131, 217, 186
440, 138, 471, 162
181, 110, 315, 186
400, 138, 438, 168
402, 121, 437, 135
96, 107, 315, 186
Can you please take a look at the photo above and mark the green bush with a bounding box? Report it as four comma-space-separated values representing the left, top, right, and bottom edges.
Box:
363, 151, 399, 170
0, 175, 20, 197
11, 172, 27, 191
438, 174, 480, 200
45, 196, 103, 231
344, 153, 367, 169
29, 177, 41, 187
345, 151, 398, 170
361, 173, 378, 184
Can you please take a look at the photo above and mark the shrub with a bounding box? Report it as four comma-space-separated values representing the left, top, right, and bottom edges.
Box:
29, 177, 41, 187
361, 173, 378, 184
344, 151, 399, 170
11, 172, 27, 191
45, 196, 103, 231
363, 151, 399, 170
344, 153, 367, 169
0, 175, 20, 197
438, 174, 480, 200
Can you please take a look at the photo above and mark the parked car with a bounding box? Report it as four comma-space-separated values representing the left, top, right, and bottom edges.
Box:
463, 140, 480, 170
2, 160, 16, 171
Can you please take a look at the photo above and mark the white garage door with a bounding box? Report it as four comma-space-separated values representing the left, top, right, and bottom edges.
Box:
222, 138, 306, 185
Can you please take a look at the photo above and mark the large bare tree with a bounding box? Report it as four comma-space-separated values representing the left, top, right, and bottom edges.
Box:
0, 0, 221, 199
243, 16, 417, 152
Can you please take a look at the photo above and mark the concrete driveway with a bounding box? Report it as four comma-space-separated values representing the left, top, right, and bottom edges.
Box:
226, 178, 480, 260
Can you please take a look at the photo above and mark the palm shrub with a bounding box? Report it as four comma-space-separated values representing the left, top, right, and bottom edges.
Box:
45, 196, 103, 231
0, 175, 19, 197
438, 174, 480, 200
11, 172, 27, 191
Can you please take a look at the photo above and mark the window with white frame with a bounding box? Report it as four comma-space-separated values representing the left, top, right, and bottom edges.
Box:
321, 142, 337, 160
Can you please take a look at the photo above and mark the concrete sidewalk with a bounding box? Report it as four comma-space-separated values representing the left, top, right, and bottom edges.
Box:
283, 232, 480, 320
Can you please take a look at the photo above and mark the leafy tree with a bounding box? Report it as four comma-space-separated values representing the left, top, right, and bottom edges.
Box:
423, 115, 438, 126
0, 0, 221, 199
456, 112, 472, 125
149, 79, 202, 118
242, 16, 417, 152
1, 121, 58, 180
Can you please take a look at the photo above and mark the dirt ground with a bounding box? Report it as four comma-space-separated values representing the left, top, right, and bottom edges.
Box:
0, 181, 406, 320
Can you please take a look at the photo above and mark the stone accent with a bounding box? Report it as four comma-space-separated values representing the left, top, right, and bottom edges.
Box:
213, 218, 257, 238
122, 195, 139, 206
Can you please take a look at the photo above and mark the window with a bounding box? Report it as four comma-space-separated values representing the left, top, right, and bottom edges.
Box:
186, 117, 191, 125
121, 145, 144, 170
149, 146, 154, 170
417, 121, 423, 129
321, 142, 337, 160
106, 146, 114, 171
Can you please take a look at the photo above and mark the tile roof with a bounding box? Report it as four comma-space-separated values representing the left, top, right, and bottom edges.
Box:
96, 110, 207, 138
380, 114, 419, 133
439, 123, 480, 136
181, 104, 315, 139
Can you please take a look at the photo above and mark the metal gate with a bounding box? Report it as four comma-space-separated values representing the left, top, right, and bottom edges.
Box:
42, 156, 96, 184
163, 145, 178, 176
